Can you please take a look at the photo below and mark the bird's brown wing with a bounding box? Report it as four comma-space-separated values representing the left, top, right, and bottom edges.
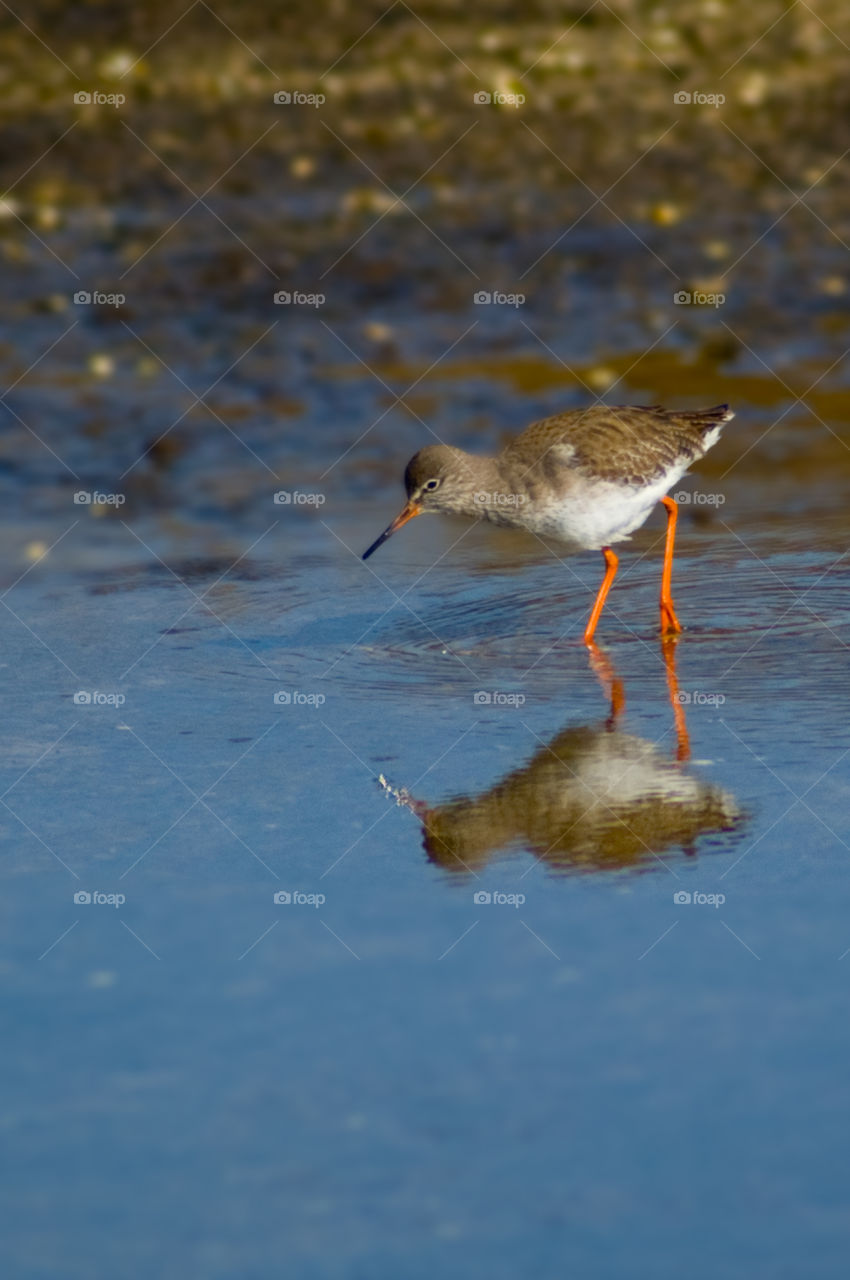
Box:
502, 404, 732, 488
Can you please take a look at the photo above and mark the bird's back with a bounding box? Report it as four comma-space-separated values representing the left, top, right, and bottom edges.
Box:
500, 403, 733, 489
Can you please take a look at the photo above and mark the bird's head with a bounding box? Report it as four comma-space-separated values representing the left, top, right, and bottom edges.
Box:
362, 445, 475, 559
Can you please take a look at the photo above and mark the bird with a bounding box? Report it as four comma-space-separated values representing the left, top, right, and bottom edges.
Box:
396, 719, 743, 874
362, 402, 734, 643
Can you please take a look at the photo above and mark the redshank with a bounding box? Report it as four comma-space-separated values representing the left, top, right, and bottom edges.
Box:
362, 403, 733, 643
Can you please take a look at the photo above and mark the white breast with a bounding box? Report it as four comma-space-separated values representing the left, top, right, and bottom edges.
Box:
521, 465, 688, 550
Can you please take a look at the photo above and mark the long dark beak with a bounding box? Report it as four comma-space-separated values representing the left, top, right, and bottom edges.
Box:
362, 500, 422, 560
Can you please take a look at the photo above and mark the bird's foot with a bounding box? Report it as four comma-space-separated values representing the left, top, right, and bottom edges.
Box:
659, 601, 683, 635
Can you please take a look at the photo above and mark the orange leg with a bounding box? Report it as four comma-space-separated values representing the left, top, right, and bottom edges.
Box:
586, 641, 625, 725
583, 547, 619, 645
661, 634, 690, 762
659, 496, 683, 635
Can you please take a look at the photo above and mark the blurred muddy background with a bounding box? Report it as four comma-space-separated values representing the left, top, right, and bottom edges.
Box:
2, 3, 850, 1278
3, 0, 850, 562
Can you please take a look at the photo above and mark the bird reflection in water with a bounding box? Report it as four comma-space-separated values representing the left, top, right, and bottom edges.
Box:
381, 639, 744, 876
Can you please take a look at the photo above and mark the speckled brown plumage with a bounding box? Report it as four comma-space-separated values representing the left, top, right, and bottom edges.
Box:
498, 403, 732, 489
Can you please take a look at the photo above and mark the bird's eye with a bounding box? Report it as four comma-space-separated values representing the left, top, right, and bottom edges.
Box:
423, 478, 441, 492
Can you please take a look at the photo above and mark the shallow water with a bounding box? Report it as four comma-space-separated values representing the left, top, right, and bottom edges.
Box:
3, 497, 850, 1277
